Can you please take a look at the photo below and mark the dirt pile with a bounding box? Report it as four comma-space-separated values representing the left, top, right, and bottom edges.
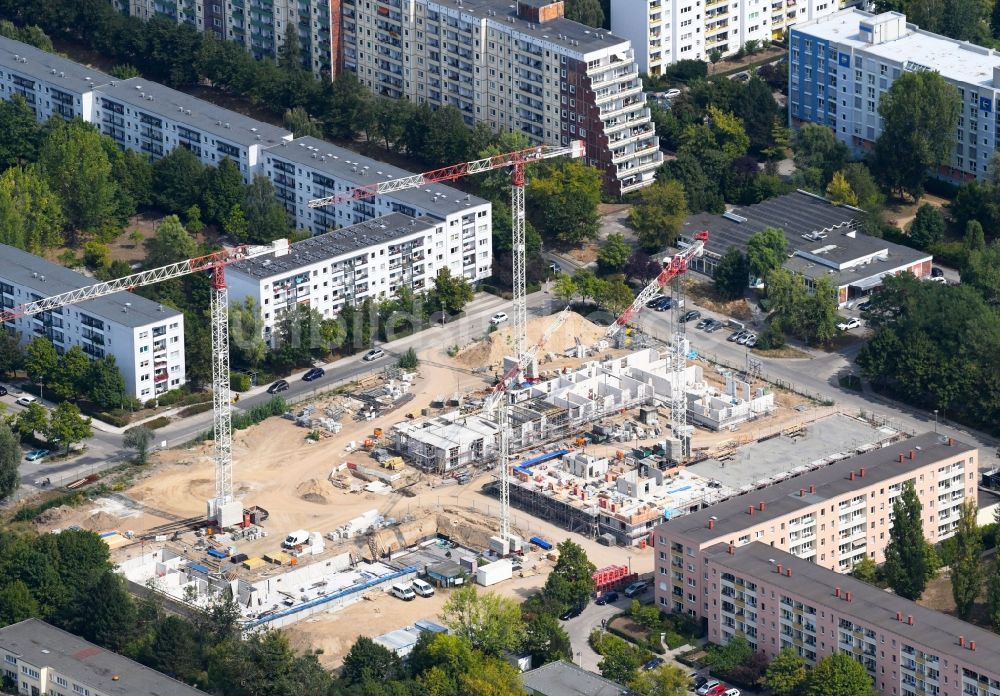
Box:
456, 313, 606, 369
82, 511, 120, 531
296, 478, 338, 504
34, 505, 72, 526
435, 506, 525, 550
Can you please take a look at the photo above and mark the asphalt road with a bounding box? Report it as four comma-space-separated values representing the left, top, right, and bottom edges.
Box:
564, 587, 651, 672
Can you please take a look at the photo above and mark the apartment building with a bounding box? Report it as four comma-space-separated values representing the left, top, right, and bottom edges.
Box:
0, 618, 208, 696
0, 35, 111, 121
227, 211, 490, 341
610, 0, 838, 74
705, 542, 1000, 696
0, 245, 186, 402
343, 0, 662, 194
260, 135, 493, 242
790, 9, 1000, 182
93, 77, 292, 181
117, 0, 339, 77
653, 432, 977, 619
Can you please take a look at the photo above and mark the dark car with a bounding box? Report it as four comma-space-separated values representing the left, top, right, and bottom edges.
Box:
857, 300, 871, 312
643, 656, 665, 671
727, 330, 746, 342
646, 297, 663, 308
695, 317, 710, 329
0, 386, 7, 397
302, 367, 325, 382
692, 675, 709, 690
559, 604, 584, 621
595, 591, 619, 605
679, 310, 701, 323
931, 266, 944, 278
267, 379, 289, 394
623, 581, 649, 598
654, 297, 674, 311
703, 319, 724, 332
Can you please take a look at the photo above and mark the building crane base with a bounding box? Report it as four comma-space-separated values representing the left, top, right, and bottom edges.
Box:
207, 498, 244, 528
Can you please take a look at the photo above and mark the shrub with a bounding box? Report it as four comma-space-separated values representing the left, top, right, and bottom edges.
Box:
665, 632, 687, 649
397, 347, 419, 370
145, 416, 172, 430
99, 410, 131, 428
177, 402, 213, 418
231, 396, 286, 430
230, 372, 251, 392
14, 492, 85, 521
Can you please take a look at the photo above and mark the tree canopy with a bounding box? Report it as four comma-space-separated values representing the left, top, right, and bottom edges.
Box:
802, 652, 877, 696
542, 539, 596, 611
440, 585, 524, 658
883, 480, 936, 600
747, 227, 788, 281
628, 179, 689, 251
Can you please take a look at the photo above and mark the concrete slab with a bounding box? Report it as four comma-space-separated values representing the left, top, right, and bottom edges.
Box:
688, 413, 892, 491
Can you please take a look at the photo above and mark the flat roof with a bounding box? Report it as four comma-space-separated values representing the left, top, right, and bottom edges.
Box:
661, 432, 974, 545
0, 244, 182, 328
96, 77, 291, 148
263, 136, 488, 220
522, 660, 627, 696
432, 0, 631, 56
228, 213, 437, 280
0, 619, 209, 695
707, 541, 1000, 676
0, 36, 112, 92
796, 9, 1000, 91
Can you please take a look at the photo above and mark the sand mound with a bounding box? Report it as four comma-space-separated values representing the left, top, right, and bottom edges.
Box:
296, 478, 337, 504
34, 505, 72, 526
456, 312, 606, 369
82, 511, 120, 531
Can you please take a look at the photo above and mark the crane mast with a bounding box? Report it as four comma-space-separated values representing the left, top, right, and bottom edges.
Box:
1, 240, 290, 526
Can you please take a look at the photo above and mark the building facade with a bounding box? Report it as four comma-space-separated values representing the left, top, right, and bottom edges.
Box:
790, 9, 1000, 182
0, 619, 209, 696
117, 0, 339, 77
0, 245, 186, 402
653, 433, 977, 619
343, 0, 662, 194
260, 136, 493, 240
93, 77, 293, 181
0, 35, 111, 122
704, 542, 1000, 696
226, 212, 490, 342
610, 0, 839, 74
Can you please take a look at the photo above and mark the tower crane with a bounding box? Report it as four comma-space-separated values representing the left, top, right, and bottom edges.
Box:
307, 140, 586, 365
0, 239, 291, 526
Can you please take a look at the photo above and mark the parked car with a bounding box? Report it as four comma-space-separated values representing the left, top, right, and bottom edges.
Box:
723, 689, 741, 696
858, 300, 872, 312
25, 448, 50, 462
15, 395, 36, 407
642, 656, 665, 671
696, 680, 721, 695
705, 684, 730, 696
703, 319, 724, 332
0, 386, 7, 396
665, 88, 682, 99
727, 329, 747, 342
695, 317, 710, 329
645, 297, 663, 308
737, 332, 756, 345
679, 310, 701, 323
654, 296, 673, 311
623, 581, 649, 598
490, 312, 509, 325
267, 379, 289, 394
744, 335, 757, 348
595, 591, 619, 605
837, 317, 862, 331
362, 348, 385, 362
549, 261, 562, 274
302, 367, 325, 381
691, 675, 709, 690
559, 604, 584, 620
931, 266, 944, 278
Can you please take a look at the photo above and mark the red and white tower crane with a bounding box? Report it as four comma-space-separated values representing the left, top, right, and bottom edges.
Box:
307, 140, 585, 365
0, 239, 291, 526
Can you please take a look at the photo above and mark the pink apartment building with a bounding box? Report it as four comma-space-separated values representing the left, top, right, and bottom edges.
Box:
653, 432, 978, 620
704, 541, 1000, 696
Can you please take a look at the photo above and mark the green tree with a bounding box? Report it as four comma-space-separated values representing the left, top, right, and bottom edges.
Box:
747, 227, 788, 281
109, 63, 141, 79
145, 616, 200, 681
278, 23, 303, 71
440, 584, 524, 658
0, 423, 19, 500
629, 663, 690, 696
826, 171, 859, 206
86, 356, 129, 411
529, 159, 602, 245
522, 612, 571, 666
705, 106, 750, 159
884, 480, 936, 600
873, 71, 960, 199
66, 572, 136, 652
24, 337, 58, 400
270, 304, 331, 367
628, 179, 689, 251
564, 0, 605, 26
324, 71, 371, 140
144, 215, 199, 267
989, 553, 1000, 631
123, 425, 155, 466
243, 175, 291, 244
542, 539, 596, 612
371, 97, 413, 152
201, 157, 245, 226
0, 579, 39, 625
629, 599, 662, 632
46, 402, 92, 453
0, 330, 24, 378
962, 240, 1000, 303
430, 267, 474, 314
793, 123, 849, 191
597, 633, 645, 685
0, 96, 42, 171
12, 402, 48, 442
803, 652, 877, 696
151, 145, 206, 213
282, 106, 323, 139
223, 203, 249, 241
553, 273, 578, 304
229, 297, 268, 369
573, 267, 598, 304
851, 556, 879, 585
964, 219, 986, 252
708, 634, 752, 673
759, 647, 807, 696
52, 345, 91, 401
184, 204, 205, 234
713, 246, 749, 299
206, 629, 334, 696
340, 636, 404, 685
598, 233, 632, 274
0, 165, 65, 252
909, 204, 946, 249
596, 277, 635, 315
950, 500, 984, 620
38, 119, 120, 239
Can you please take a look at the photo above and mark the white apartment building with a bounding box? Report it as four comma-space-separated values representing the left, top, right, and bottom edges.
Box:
0, 245, 186, 402
343, 0, 662, 194
790, 9, 1000, 182
0, 35, 111, 121
261, 136, 493, 242
118, 0, 339, 77
611, 0, 838, 74
226, 212, 487, 341
92, 77, 292, 181
0, 619, 208, 696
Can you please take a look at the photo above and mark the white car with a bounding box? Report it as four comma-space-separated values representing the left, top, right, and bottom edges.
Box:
723, 690, 741, 696
665, 88, 682, 99
837, 317, 862, 331
490, 312, 509, 325
362, 348, 385, 362
15, 395, 36, 407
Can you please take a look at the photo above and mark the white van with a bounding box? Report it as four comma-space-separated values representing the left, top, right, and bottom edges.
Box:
282, 530, 309, 548
411, 578, 435, 598
391, 583, 416, 601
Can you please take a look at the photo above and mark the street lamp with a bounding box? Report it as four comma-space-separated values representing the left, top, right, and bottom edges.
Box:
934, 409, 938, 433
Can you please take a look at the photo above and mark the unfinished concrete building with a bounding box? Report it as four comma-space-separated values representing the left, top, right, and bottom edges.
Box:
392, 412, 499, 472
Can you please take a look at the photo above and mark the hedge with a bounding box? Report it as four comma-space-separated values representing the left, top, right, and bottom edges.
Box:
232, 397, 286, 430
145, 416, 172, 430
178, 402, 213, 418
230, 372, 251, 392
